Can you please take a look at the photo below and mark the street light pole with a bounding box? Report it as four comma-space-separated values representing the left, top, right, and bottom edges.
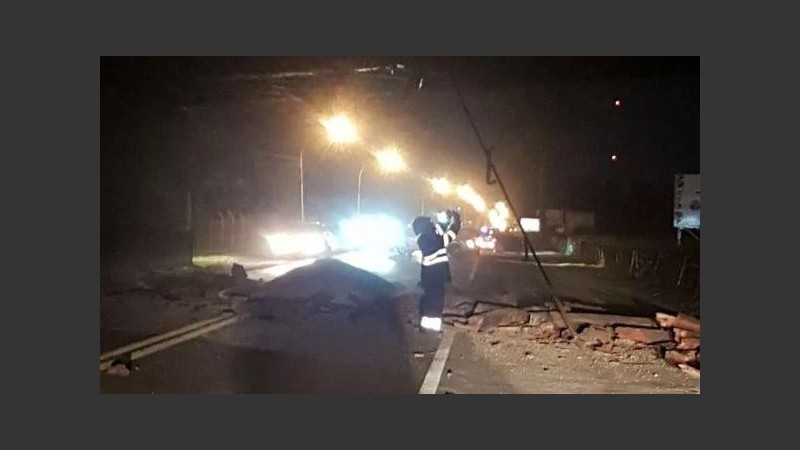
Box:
300, 149, 305, 223
271, 151, 305, 223
357, 164, 365, 215
355, 146, 406, 215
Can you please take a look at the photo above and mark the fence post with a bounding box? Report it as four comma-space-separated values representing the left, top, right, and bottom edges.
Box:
238, 212, 246, 251
227, 210, 236, 249
218, 211, 226, 250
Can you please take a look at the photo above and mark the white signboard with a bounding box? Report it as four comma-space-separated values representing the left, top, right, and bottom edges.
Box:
520, 217, 541, 232
674, 174, 700, 229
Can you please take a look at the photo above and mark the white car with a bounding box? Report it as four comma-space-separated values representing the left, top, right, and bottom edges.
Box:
465, 227, 498, 252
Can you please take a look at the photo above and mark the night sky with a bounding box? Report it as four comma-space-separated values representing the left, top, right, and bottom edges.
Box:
101, 56, 699, 234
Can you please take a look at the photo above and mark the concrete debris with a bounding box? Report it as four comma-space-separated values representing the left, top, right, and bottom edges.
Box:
525, 304, 555, 312
524, 321, 562, 340
443, 301, 475, 318
230, 263, 248, 281
614, 326, 673, 344
106, 360, 135, 377
579, 325, 614, 348
673, 313, 701, 333
528, 312, 549, 327
676, 337, 700, 350
547, 311, 568, 329
569, 313, 658, 329
665, 350, 698, 365
453, 322, 479, 331
612, 338, 640, 349
472, 302, 507, 316
443, 316, 468, 325
674, 328, 700, 339
655, 311, 700, 374
474, 308, 530, 331
678, 363, 701, 379
467, 315, 483, 328
496, 325, 523, 334
106, 365, 130, 377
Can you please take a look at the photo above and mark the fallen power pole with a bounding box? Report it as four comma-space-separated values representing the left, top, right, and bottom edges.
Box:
450, 74, 578, 339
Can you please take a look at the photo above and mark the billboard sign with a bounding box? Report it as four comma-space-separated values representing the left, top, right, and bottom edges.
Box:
674, 174, 700, 229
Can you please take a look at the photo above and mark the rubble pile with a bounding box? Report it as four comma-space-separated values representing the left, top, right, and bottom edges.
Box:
250, 259, 396, 305
246, 259, 403, 325
655, 312, 701, 377
441, 296, 700, 378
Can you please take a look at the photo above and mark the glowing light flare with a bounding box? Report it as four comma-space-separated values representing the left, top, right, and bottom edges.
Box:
487, 201, 510, 232
495, 201, 509, 218
456, 184, 487, 213
339, 214, 406, 251
373, 147, 407, 173
320, 114, 359, 144
475, 237, 496, 250
430, 177, 452, 196
263, 232, 328, 257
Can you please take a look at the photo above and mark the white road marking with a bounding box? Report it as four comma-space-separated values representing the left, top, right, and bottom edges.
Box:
100, 314, 248, 371
100, 312, 235, 363
419, 329, 456, 394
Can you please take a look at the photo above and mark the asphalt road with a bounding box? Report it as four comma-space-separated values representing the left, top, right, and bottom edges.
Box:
100, 248, 673, 393
101, 250, 442, 394
100, 313, 444, 394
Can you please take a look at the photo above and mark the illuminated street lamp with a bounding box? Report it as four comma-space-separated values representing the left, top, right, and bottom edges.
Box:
357, 147, 407, 214
456, 183, 487, 213
374, 146, 407, 173
430, 177, 452, 196
320, 114, 359, 145
274, 114, 357, 223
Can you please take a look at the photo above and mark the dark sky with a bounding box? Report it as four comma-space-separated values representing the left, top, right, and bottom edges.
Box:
101, 56, 699, 233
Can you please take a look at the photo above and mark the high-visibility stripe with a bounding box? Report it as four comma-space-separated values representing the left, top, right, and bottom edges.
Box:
422, 248, 447, 261
422, 254, 449, 266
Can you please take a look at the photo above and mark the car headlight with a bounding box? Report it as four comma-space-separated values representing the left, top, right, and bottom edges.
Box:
264, 232, 328, 256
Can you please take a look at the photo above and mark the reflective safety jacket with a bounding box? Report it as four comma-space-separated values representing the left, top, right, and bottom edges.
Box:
434, 223, 457, 248
419, 230, 448, 267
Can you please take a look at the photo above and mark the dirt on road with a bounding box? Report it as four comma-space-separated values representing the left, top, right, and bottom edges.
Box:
438, 328, 700, 394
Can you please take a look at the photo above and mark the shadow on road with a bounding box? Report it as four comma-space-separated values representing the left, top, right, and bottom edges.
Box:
229, 297, 419, 393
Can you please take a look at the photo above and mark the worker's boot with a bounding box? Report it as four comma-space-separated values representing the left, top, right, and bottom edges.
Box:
420, 316, 442, 332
